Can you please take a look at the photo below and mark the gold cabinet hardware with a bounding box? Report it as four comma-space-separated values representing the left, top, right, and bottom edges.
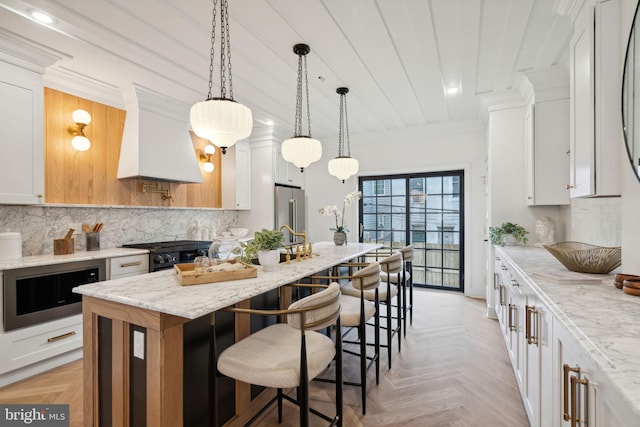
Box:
563, 364, 582, 421
47, 331, 76, 343
120, 261, 142, 268
499, 285, 506, 306
525, 305, 539, 346
571, 374, 589, 427
508, 303, 517, 331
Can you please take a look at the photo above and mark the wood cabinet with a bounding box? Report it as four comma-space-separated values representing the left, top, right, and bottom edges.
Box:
0, 62, 45, 205
222, 140, 251, 209
525, 99, 570, 205
568, 0, 621, 197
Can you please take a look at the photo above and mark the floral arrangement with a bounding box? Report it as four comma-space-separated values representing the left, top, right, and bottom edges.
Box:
319, 190, 362, 233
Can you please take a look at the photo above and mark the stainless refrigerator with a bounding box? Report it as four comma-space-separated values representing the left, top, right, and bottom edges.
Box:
274, 184, 306, 246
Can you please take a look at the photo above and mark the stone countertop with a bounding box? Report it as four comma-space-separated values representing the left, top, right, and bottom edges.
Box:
0, 247, 149, 271
74, 242, 382, 320
497, 246, 640, 418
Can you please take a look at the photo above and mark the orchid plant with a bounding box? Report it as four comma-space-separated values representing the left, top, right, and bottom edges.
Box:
319, 190, 362, 233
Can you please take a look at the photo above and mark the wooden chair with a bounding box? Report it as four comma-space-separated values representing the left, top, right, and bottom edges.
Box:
310, 261, 381, 414
342, 252, 403, 369
212, 283, 343, 427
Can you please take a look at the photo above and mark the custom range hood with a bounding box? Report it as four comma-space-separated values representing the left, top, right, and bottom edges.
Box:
118, 85, 203, 183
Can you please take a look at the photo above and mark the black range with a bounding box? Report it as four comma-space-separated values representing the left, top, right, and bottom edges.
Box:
122, 240, 212, 272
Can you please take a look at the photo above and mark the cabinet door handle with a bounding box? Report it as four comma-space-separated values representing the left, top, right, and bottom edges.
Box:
508, 303, 517, 331
499, 285, 505, 306
47, 331, 77, 343
525, 305, 539, 346
120, 261, 143, 268
570, 374, 589, 427
493, 273, 499, 290
566, 184, 574, 189
563, 364, 581, 421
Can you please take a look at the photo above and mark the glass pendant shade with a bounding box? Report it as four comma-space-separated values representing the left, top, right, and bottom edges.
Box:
190, 0, 252, 155
328, 156, 359, 182
72, 109, 91, 125
329, 87, 358, 182
282, 136, 322, 170
190, 98, 252, 153
72, 135, 91, 151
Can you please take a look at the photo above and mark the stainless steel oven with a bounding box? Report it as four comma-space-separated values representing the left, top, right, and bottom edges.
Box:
3, 259, 106, 331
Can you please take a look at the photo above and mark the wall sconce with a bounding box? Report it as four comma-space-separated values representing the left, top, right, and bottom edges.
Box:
68, 109, 91, 151
200, 144, 216, 173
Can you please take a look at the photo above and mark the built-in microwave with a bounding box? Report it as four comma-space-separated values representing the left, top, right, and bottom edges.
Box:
2, 259, 106, 331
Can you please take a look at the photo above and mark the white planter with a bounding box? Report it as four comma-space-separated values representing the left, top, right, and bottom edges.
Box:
503, 234, 518, 246
258, 249, 280, 271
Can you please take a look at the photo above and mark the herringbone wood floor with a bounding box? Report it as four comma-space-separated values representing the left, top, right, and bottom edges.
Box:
0, 289, 529, 426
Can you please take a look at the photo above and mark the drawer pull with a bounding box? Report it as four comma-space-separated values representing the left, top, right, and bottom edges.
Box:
571, 375, 589, 427
563, 364, 581, 421
508, 303, 517, 331
120, 261, 143, 268
526, 305, 539, 346
47, 331, 77, 343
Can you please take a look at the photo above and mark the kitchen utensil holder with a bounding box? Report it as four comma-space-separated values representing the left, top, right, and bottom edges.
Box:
54, 238, 75, 255
86, 232, 100, 251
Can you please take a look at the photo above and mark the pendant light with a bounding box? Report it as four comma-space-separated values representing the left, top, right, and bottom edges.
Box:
281, 43, 322, 172
190, 0, 252, 154
328, 87, 359, 182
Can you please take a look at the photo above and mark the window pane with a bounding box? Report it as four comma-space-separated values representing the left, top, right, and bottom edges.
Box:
391, 179, 406, 195
426, 177, 442, 194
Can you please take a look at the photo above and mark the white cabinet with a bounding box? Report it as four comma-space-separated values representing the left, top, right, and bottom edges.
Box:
222, 140, 252, 210
274, 141, 304, 188
569, 0, 621, 197
0, 307, 83, 387
0, 62, 45, 205
525, 99, 570, 205
553, 318, 629, 427
108, 253, 149, 279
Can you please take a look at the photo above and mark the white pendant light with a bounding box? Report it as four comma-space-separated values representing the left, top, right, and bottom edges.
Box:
328, 87, 359, 182
190, 0, 252, 154
281, 43, 322, 172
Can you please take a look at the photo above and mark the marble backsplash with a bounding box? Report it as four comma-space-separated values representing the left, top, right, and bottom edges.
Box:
0, 204, 238, 256
558, 197, 621, 247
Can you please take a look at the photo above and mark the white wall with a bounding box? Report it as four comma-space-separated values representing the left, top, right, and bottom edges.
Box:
621, 0, 640, 274
304, 120, 488, 298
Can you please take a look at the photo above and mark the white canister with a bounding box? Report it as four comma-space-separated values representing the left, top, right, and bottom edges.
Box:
0, 232, 22, 261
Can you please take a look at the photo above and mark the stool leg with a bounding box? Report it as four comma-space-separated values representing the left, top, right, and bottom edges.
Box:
402, 271, 408, 337
336, 319, 343, 427
359, 322, 367, 414
396, 274, 402, 352
209, 316, 218, 427
386, 284, 393, 369
277, 388, 283, 423
375, 293, 380, 384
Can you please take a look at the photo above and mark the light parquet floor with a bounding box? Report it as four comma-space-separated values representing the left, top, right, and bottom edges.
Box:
0, 289, 529, 427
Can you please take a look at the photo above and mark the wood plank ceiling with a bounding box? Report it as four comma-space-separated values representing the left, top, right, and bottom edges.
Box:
0, 0, 573, 140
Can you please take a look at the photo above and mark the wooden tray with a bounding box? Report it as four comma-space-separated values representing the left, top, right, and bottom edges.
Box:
174, 261, 257, 286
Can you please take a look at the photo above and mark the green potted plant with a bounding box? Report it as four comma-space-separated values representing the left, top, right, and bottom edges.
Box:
241, 228, 285, 270
489, 222, 529, 246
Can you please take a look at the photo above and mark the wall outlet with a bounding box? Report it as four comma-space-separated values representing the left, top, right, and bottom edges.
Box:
133, 330, 145, 360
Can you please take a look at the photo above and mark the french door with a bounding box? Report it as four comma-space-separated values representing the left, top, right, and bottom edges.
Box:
359, 170, 464, 291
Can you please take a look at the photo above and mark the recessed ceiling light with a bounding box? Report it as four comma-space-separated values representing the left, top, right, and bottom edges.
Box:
31, 10, 53, 24
447, 87, 459, 95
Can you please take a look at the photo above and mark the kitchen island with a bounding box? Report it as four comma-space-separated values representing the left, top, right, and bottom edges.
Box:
74, 242, 381, 427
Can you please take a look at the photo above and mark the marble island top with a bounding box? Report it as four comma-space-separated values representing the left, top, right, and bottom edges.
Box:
0, 247, 149, 271
497, 246, 640, 418
74, 242, 381, 320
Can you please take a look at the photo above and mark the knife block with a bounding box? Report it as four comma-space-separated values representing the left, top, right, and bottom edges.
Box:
54, 238, 75, 255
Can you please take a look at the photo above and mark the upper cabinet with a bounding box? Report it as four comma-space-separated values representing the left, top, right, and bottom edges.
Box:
520, 68, 570, 206
569, 0, 621, 197
0, 35, 60, 205
222, 140, 251, 210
